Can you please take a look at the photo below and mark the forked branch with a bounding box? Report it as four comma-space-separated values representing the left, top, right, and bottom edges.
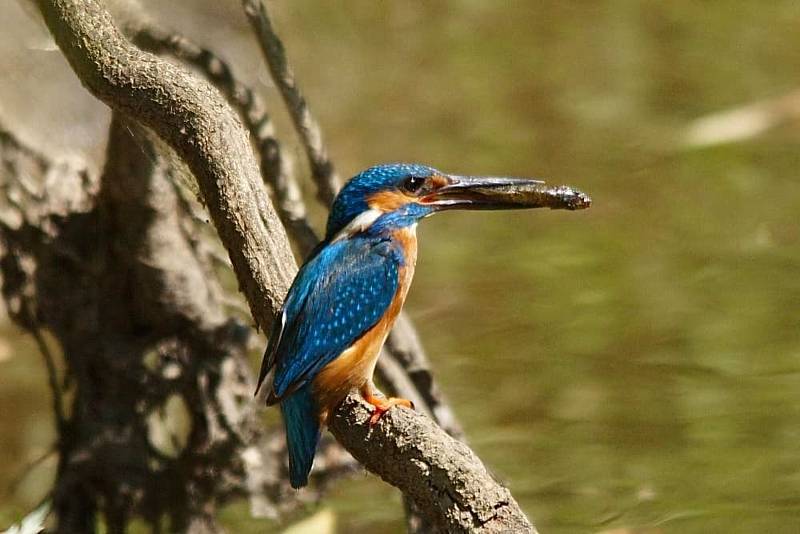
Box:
34, 0, 296, 331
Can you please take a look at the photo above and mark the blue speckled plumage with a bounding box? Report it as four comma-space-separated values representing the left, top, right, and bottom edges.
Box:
264, 236, 403, 401
257, 162, 545, 488
258, 195, 412, 488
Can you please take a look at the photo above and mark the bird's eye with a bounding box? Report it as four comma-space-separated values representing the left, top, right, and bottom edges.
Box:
401, 175, 426, 193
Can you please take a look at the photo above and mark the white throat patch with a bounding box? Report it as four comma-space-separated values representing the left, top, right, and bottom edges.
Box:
331, 208, 383, 242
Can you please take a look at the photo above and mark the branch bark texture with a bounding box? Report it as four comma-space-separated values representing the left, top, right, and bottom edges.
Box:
330, 394, 535, 533
129, 23, 319, 256
35, 0, 296, 330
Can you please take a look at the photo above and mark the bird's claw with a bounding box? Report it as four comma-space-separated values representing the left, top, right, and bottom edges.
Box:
365, 396, 415, 426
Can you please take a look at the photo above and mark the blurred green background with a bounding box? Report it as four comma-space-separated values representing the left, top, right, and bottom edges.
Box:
2, 1, 800, 532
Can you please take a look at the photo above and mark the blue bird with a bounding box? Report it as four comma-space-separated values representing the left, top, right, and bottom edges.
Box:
256, 163, 552, 488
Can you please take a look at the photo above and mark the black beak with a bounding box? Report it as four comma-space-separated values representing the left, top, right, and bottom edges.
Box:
421, 175, 592, 211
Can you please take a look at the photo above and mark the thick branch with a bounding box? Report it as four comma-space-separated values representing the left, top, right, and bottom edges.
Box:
330, 394, 535, 534
35, 0, 296, 330
129, 23, 319, 256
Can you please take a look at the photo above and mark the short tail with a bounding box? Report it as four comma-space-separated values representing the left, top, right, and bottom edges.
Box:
280, 384, 321, 488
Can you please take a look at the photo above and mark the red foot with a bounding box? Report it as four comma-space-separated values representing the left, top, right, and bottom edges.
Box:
363, 393, 414, 426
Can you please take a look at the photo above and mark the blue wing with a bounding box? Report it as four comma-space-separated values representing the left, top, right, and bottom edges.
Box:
257, 236, 402, 404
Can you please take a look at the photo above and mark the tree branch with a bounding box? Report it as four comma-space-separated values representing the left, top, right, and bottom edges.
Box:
34, 0, 296, 331
385, 313, 465, 439
129, 23, 320, 255
330, 394, 535, 534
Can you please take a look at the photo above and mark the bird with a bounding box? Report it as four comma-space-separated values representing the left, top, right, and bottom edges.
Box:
256, 163, 554, 488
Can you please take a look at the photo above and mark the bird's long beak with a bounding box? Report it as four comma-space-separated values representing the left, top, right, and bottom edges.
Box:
420, 175, 592, 211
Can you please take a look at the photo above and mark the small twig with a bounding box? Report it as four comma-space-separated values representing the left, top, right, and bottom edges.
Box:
242, 0, 341, 206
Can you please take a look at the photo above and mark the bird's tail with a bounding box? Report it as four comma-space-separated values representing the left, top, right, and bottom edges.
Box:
280, 384, 321, 488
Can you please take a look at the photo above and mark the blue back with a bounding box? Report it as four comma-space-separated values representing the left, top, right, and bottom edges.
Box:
260, 235, 404, 401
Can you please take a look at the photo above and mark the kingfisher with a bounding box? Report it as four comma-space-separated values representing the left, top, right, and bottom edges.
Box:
256, 163, 584, 488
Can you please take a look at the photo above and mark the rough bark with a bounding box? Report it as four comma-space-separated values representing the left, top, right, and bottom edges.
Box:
34, 0, 296, 332
330, 394, 535, 534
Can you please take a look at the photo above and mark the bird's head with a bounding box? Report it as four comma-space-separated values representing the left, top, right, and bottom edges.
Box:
326, 163, 545, 240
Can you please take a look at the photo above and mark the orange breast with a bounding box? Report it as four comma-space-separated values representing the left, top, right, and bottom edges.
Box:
313, 227, 418, 422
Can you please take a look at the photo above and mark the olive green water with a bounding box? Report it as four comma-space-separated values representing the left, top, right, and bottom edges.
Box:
2, 2, 800, 533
